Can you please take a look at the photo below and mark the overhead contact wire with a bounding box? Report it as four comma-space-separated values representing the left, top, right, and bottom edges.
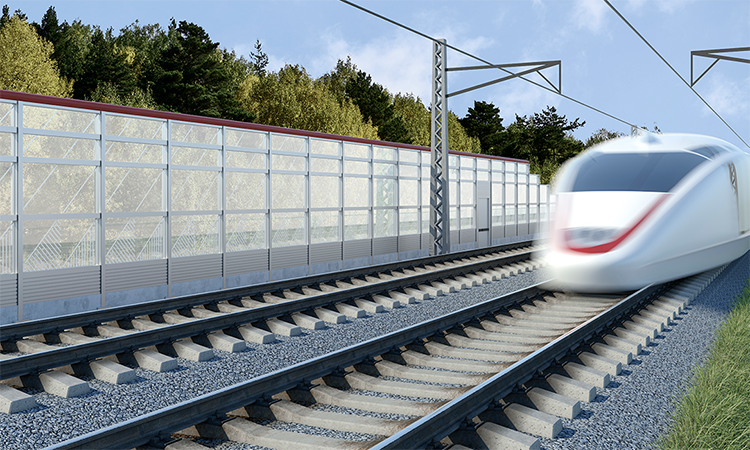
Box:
340, 0, 642, 131
602, 0, 749, 148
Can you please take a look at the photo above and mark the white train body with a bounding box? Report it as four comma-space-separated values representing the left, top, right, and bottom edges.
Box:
544, 133, 750, 292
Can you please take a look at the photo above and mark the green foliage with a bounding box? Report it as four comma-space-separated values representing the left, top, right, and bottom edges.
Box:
237, 64, 379, 139
0, 13, 72, 97
584, 128, 625, 148
148, 20, 253, 122
658, 283, 750, 450
344, 69, 411, 144
88, 82, 157, 109
392, 93, 430, 146
459, 101, 505, 155
249, 39, 269, 76
75, 27, 138, 101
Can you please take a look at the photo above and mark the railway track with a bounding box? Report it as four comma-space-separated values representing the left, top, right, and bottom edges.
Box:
0, 241, 541, 412
41, 265, 724, 450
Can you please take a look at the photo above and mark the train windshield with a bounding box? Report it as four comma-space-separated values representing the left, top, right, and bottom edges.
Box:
569, 152, 707, 192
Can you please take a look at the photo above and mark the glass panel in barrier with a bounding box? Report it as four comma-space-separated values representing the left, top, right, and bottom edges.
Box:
518, 174, 527, 184
477, 158, 489, 170
541, 185, 549, 203
374, 162, 396, 177
172, 146, 220, 167
23, 105, 99, 134
226, 172, 265, 210
226, 151, 265, 170
461, 206, 474, 229
0, 102, 14, 127
310, 176, 339, 208
373, 146, 396, 161
449, 181, 458, 206
492, 182, 503, 204
344, 177, 368, 208
24, 134, 97, 160
23, 163, 96, 215
461, 182, 474, 205
344, 160, 369, 175
0, 162, 11, 215
226, 129, 266, 150
449, 168, 459, 180
272, 134, 306, 153
530, 205, 538, 223
373, 209, 395, 238
399, 208, 419, 235
0, 221, 14, 274
344, 142, 369, 159
449, 155, 459, 168
105, 167, 163, 212
530, 185, 538, 204
449, 207, 458, 230
492, 160, 503, 172
344, 210, 368, 240
506, 162, 516, 173
226, 213, 266, 252
422, 209, 429, 233
518, 205, 528, 224
399, 179, 418, 206
171, 214, 220, 257
310, 157, 340, 173
461, 156, 473, 169
492, 206, 503, 226
105, 141, 163, 164
105, 216, 165, 263
1, 132, 13, 157
400, 149, 419, 164
399, 165, 418, 178
506, 173, 516, 184
374, 178, 395, 207
272, 154, 306, 172
171, 169, 221, 211
461, 169, 473, 181
518, 184, 528, 204
477, 171, 489, 181
310, 210, 339, 244
421, 165, 429, 179
271, 173, 305, 209
422, 179, 429, 206
106, 115, 166, 140
311, 139, 340, 156
505, 184, 516, 205
492, 171, 503, 183
171, 122, 221, 145
506, 206, 516, 225
519, 164, 529, 174
271, 211, 306, 247
23, 218, 97, 271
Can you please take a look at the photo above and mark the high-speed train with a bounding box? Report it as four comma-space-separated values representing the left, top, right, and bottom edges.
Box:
543, 132, 750, 292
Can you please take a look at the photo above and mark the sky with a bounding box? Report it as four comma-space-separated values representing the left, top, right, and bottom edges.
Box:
15, 0, 750, 150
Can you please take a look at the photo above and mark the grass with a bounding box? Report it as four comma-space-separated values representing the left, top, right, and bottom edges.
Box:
657, 280, 750, 450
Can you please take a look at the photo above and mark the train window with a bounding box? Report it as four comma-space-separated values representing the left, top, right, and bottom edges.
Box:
568, 152, 707, 192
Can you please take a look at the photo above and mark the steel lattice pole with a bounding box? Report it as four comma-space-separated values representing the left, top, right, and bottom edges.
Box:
430, 39, 450, 255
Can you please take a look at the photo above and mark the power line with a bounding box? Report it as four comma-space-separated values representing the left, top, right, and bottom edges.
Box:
339, 0, 642, 132
602, 0, 749, 148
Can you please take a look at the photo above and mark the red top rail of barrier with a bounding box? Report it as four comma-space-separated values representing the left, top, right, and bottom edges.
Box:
0, 89, 529, 164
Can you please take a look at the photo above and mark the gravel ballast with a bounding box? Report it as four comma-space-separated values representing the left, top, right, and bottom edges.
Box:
1, 251, 748, 450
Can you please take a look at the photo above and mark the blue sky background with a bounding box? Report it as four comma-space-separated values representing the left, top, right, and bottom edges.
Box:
16, 0, 750, 150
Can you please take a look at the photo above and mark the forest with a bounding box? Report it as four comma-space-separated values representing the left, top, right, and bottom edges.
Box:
0, 5, 625, 183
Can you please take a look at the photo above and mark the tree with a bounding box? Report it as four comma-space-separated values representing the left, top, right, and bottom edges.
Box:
392, 93, 430, 146
344, 69, 411, 144
459, 101, 506, 155
148, 20, 253, 121
249, 39, 268, 76
0, 14, 72, 97
237, 64, 379, 139
75, 27, 137, 100
584, 128, 625, 148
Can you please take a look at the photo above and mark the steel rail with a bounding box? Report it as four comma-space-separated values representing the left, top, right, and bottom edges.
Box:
46, 282, 550, 450
0, 247, 535, 380
372, 282, 671, 449
0, 241, 535, 343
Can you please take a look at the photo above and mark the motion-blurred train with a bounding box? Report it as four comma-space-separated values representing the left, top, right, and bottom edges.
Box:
543, 132, 750, 292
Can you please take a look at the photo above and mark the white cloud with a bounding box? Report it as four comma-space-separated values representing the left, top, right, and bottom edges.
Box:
700, 73, 750, 118
570, 0, 610, 34
624, 0, 698, 14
